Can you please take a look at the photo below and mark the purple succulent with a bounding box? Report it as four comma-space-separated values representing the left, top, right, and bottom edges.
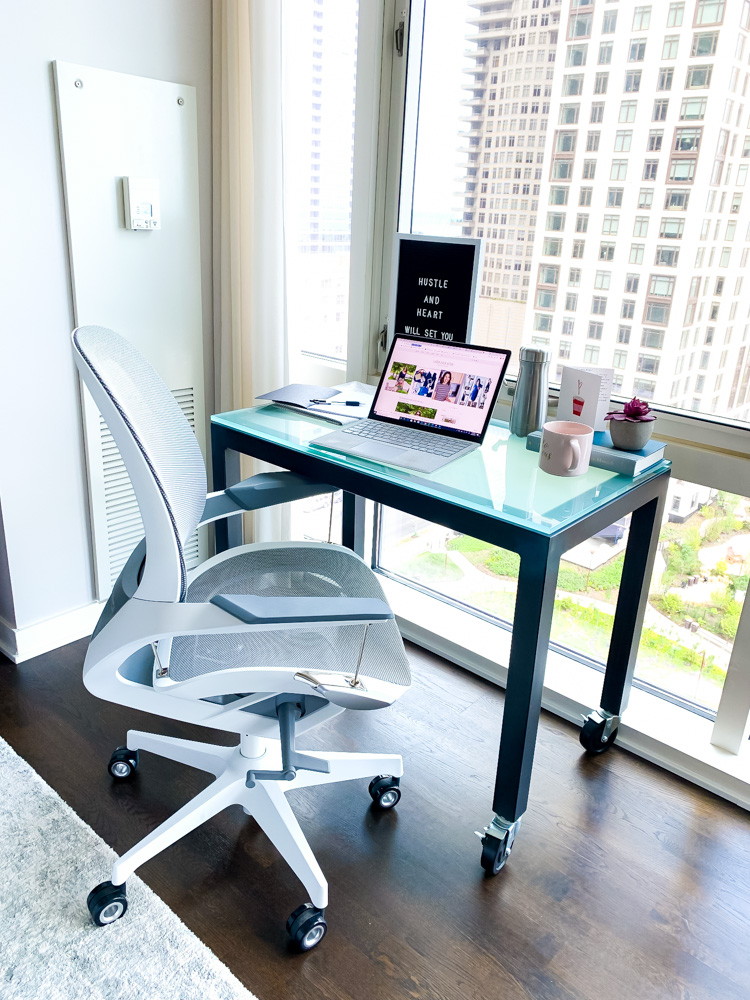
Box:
605, 397, 656, 423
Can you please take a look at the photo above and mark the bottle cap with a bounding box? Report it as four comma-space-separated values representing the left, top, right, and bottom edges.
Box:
519, 346, 550, 363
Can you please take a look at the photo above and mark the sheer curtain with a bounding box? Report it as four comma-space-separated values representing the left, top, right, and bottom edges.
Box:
212, 0, 289, 541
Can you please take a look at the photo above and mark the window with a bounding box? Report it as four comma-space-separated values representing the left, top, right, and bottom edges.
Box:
588, 321, 603, 340
648, 130, 663, 152
637, 354, 661, 375
642, 328, 666, 348
625, 274, 640, 294
566, 44, 588, 67
607, 187, 624, 207
590, 102, 605, 123
539, 264, 559, 285
691, 32, 718, 56
569, 268, 581, 286
568, 13, 593, 38
599, 242, 615, 261
594, 72, 609, 95
592, 295, 607, 315
579, 187, 592, 207
630, 243, 644, 264
556, 131, 577, 153
565, 292, 579, 311
549, 186, 569, 205
638, 188, 653, 208
543, 237, 562, 256
572, 239, 586, 258
584, 345, 600, 363
686, 65, 713, 89
620, 101, 637, 123
559, 74, 584, 100
613, 350, 628, 368
674, 128, 701, 152
615, 131, 632, 152
587, 131, 601, 152
602, 11, 618, 33
559, 104, 580, 125
632, 6, 651, 30
599, 41, 614, 64
680, 97, 707, 120
669, 159, 696, 181
655, 245, 680, 266
662, 35, 679, 59
621, 299, 636, 319
617, 325, 631, 343
534, 313, 553, 332
645, 301, 670, 324
633, 216, 649, 237
695, 1, 725, 26
660, 218, 684, 238
628, 41, 647, 63
665, 189, 690, 210
576, 213, 589, 233
643, 160, 658, 181
657, 68, 674, 92
582, 159, 597, 179
667, 2, 684, 27
611, 160, 628, 180
559, 340, 572, 358
594, 270, 611, 290
649, 275, 675, 297
536, 289, 556, 309
653, 99, 669, 121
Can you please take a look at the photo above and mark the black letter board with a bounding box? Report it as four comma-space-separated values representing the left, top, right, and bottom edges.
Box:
391, 234, 482, 344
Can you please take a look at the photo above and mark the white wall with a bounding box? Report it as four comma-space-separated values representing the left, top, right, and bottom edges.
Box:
0, 0, 213, 650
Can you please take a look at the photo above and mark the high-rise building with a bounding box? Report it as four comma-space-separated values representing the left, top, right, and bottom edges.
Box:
523, 0, 750, 419
460, 0, 563, 361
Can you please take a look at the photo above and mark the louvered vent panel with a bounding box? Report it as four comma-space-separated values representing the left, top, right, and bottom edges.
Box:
100, 387, 203, 586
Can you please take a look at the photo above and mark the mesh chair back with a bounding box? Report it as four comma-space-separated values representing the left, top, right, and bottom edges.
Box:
73, 326, 206, 601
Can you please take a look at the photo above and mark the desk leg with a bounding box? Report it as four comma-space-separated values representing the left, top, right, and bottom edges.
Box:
210, 426, 243, 554
342, 493, 366, 558
481, 542, 559, 875
580, 490, 665, 754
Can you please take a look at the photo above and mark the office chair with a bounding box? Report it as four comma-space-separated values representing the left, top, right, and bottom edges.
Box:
72, 326, 410, 950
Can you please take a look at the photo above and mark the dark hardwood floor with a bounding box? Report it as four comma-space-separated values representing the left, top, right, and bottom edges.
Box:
2, 639, 750, 1000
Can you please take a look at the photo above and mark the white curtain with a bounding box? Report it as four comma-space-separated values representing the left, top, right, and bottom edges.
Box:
212, 0, 289, 541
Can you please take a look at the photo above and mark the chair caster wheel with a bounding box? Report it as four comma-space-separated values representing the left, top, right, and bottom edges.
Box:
287, 903, 327, 951
108, 746, 139, 779
480, 832, 511, 875
579, 717, 618, 755
368, 775, 401, 809
87, 881, 128, 926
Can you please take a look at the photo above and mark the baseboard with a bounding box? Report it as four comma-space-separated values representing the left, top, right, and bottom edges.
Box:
0, 602, 104, 664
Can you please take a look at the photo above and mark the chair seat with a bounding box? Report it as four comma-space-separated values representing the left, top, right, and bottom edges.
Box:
168, 543, 411, 688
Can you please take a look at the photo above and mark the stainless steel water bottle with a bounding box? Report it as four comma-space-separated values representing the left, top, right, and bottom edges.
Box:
509, 346, 550, 437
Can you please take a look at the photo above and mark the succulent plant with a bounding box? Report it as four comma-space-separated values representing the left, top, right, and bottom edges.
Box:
605, 397, 656, 423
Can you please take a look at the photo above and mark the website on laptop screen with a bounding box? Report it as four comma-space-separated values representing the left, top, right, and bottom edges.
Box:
372, 337, 510, 440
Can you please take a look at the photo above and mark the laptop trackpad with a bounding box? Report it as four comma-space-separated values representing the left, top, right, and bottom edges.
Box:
353, 441, 410, 463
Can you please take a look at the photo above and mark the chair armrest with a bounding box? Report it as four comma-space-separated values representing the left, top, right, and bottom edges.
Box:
209, 594, 394, 625
200, 472, 335, 526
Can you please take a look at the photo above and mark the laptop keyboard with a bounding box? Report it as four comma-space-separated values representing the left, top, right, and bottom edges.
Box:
342, 420, 470, 457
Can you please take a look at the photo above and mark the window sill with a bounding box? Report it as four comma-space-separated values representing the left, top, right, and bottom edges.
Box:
380, 575, 750, 811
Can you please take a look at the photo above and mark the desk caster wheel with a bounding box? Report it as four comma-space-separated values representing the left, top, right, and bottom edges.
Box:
480, 832, 512, 875
108, 746, 139, 779
287, 903, 327, 951
369, 775, 401, 809
579, 717, 618, 755
87, 881, 128, 926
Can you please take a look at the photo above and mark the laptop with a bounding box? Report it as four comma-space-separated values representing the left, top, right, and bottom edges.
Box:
311, 335, 511, 473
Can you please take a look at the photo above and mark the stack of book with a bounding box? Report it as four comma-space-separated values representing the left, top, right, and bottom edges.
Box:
526, 429, 666, 476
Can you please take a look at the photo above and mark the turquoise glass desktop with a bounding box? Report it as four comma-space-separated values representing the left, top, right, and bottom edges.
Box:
212, 407, 670, 537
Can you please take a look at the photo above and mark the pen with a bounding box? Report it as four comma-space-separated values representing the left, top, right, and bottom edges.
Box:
310, 399, 361, 406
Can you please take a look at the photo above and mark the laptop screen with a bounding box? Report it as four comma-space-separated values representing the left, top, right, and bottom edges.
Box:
370, 336, 511, 443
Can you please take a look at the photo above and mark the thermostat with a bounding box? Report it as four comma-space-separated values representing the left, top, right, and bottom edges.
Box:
122, 177, 161, 230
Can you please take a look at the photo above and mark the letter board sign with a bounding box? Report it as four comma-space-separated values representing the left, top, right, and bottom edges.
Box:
389, 234, 482, 344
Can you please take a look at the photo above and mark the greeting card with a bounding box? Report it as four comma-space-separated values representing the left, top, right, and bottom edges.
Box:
558, 366, 614, 432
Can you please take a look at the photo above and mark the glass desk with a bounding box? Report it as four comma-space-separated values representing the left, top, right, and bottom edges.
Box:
211, 406, 670, 873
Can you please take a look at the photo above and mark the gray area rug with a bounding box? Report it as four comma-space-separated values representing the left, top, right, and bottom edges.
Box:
0, 736, 258, 1000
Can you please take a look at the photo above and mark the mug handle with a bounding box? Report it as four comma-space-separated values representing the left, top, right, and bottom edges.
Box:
568, 439, 581, 472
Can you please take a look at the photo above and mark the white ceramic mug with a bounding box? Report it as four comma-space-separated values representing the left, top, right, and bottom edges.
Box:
539, 420, 594, 477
